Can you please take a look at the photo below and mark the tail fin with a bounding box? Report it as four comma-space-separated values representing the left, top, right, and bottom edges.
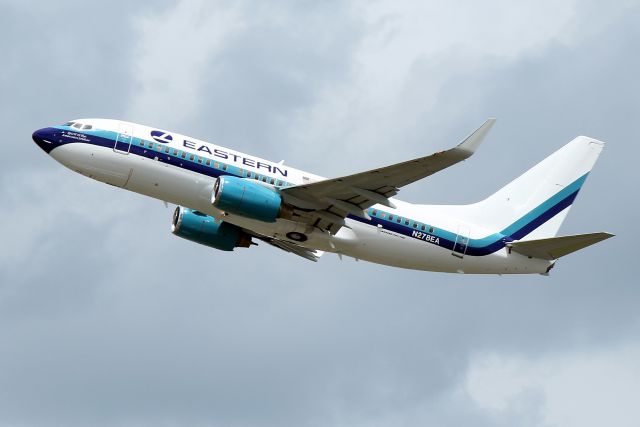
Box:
474, 136, 605, 240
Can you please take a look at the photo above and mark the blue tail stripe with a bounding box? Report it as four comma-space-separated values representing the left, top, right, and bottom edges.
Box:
499, 174, 587, 238
350, 173, 588, 256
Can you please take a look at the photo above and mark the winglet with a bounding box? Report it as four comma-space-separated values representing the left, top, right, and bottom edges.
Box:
456, 118, 496, 155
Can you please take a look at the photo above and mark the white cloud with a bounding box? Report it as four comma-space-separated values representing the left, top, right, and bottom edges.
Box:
465, 343, 640, 427
127, 0, 246, 128
2, 1, 639, 425
282, 0, 584, 174
0, 169, 140, 270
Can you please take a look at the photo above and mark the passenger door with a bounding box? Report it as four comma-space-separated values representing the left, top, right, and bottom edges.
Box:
452, 225, 471, 258
114, 122, 133, 154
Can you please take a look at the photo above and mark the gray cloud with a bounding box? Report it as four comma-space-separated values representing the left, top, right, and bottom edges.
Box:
1, 1, 638, 426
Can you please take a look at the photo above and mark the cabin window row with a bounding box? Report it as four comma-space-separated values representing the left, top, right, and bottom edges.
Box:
369, 209, 435, 233
138, 139, 290, 187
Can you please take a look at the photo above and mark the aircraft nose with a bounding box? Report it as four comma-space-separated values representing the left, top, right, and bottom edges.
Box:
32, 127, 57, 153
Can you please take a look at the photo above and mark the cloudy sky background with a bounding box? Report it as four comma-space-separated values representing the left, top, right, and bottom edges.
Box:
1, 0, 639, 426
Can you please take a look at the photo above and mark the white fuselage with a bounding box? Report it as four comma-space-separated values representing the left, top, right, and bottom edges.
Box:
34, 118, 554, 274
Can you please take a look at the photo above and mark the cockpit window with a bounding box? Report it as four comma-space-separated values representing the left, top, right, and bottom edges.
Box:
62, 120, 93, 130
63, 121, 92, 130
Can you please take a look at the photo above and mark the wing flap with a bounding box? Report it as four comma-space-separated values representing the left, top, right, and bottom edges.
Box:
510, 232, 614, 260
253, 234, 324, 262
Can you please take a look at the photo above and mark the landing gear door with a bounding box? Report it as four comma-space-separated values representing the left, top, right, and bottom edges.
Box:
452, 225, 471, 259
114, 122, 134, 154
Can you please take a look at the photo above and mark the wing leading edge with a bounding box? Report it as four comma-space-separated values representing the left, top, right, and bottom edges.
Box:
281, 118, 496, 234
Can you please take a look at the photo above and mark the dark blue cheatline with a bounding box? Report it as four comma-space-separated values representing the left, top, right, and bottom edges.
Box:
37, 125, 587, 257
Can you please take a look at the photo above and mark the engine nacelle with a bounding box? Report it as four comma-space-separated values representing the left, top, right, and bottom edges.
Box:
212, 175, 289, 223
171, 206, 252, 251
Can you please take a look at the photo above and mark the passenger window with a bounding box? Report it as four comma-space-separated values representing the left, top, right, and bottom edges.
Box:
396, 217, 401, 223
429, 227, 434, 233
421, 225, 426, 231
148, 141, 154, 148
189, 154, 194, 161
269, 178, 275, 184
404, 220, 409, 225
139, 140, 144, 146
197, 157, 203, 164
222, 165, 227, 171
181, 152, 186, 159
388, 215, 394, 221
214, 162, 219, 169
276, 180, 283, 186
372, 210, 378, 216
164, 147, 170, 153
172, 149, 178, 155
261, 176, 267, 182
206, 159, 211, 166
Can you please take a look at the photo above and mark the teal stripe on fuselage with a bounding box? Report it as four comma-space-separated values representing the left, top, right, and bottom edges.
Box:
60, 125, 586, 254
356, 172, 587, 255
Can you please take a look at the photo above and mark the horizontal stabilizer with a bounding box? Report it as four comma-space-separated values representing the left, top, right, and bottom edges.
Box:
510, 232, 614, 260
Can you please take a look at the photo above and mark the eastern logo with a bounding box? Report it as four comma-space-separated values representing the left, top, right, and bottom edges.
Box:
150, 130, 173, 144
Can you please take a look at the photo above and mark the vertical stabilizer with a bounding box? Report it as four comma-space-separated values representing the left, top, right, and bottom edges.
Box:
473, 136, 605, 240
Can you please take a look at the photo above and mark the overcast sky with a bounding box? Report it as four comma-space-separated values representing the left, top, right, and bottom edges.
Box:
1, 1, 639, 426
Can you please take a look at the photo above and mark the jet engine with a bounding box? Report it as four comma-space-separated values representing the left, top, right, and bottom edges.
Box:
211, 175, 292, 222
171, 206, 252, 251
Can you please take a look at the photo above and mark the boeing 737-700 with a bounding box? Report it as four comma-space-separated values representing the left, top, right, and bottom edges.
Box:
32, 118, 613, 274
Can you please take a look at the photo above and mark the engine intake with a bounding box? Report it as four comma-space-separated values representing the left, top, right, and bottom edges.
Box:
172, 206, 252, 251
212, 175, 291, 222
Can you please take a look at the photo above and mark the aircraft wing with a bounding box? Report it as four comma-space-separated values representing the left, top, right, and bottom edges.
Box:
280, 118, 496, 234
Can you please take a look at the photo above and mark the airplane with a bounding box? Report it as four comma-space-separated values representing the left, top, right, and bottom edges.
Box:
32, 118, 613, 274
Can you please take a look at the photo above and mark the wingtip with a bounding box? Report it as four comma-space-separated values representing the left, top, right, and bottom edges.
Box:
457, 117, 497, 155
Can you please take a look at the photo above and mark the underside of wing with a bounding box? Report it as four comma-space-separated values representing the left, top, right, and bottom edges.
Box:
251, 233, 324, 262
281, 118, 496, 234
